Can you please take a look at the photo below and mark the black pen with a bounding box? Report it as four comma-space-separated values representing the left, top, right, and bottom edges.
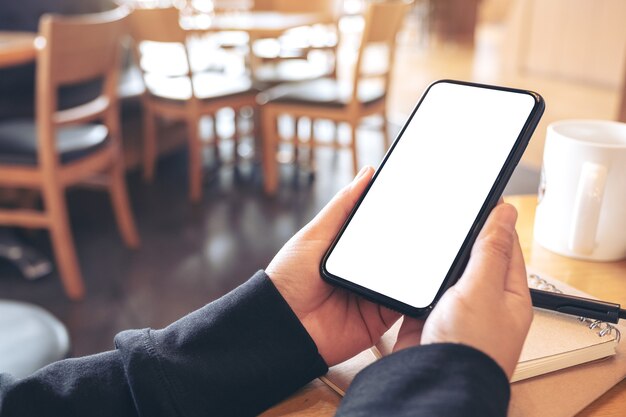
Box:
530, 289, 626, 324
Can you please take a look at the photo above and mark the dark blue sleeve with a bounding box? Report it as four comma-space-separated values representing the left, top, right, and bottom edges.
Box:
336, 343, 510, 417
0, 271, 328, 417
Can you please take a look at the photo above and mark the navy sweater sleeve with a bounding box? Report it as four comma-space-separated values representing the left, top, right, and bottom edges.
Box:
1, 270, 512, 417
0, 271, 328, 417
337, 343, 510, 417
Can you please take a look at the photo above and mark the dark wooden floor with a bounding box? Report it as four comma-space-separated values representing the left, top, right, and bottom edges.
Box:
0, 122, 540, 357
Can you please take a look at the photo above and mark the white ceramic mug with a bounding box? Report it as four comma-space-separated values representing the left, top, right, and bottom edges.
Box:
534, 120, 626, 261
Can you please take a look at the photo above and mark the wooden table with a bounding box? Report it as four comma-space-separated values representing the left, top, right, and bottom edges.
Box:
261, 194, 626, 417
183, 11, 334, 37
0, 31, 36, 69
182, 10, 335, 80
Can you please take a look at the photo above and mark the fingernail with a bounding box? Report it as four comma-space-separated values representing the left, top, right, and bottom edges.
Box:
353, 166, 371, 182
498, 204, 518, 231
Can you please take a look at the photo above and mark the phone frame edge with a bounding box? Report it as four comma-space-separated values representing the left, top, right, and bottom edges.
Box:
320, 79, 546, 318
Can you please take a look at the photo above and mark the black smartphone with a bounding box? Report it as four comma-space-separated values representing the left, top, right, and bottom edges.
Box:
320, 80, 545, 317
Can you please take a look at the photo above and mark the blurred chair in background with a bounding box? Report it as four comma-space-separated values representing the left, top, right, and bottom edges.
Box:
0, 8, 140, 300
0, 0, 115, 122
258, 0, 411, 194
127, 7, 258, 202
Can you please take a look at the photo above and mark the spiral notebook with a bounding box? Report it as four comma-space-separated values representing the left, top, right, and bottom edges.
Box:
320, 271, 624, 412
511, 274, 620, 382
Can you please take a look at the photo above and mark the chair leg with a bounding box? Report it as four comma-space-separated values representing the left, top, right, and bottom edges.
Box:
293, 117, 300, 165
308, 118, 316, 169
350, 122, 359, 176
142, 106, 157, 182
261, 108, 279, 194
42, 185, 85, 300
251, 106, 262, 162
381, 112, 391, 150
212, 114, 221, 163
331, 121, 339, 147
109, 160, 140, 249
233, 110, 240, 165
188, 116, 203, 203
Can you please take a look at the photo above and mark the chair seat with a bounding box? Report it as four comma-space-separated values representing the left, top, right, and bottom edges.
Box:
0, 120, 109, 166
252, 26, 338, 60
254, 59, 334, 85
258, 77, 386, 108
212, 31, 249, 50
145, 72, 257, 103
252, 38, 308, 60
280, 25, 338, 50
0, 300, 70, 378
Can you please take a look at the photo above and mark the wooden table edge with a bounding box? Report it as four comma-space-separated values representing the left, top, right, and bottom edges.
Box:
0, 32, 37, 69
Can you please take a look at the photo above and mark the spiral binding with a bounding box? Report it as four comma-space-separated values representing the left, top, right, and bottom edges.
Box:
528, 273, 621, 342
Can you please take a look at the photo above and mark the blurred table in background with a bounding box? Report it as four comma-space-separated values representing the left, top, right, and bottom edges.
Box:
188, 11, 334, 37
0, 32, 36, 69
182, 10, 336, 78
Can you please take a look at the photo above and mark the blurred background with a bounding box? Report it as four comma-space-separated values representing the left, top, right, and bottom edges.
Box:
0, 0, 624, 371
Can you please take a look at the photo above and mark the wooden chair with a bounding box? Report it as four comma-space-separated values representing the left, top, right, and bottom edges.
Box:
258, 0, 411, 194
127, 7, 258, 202
0, 8, 140, 300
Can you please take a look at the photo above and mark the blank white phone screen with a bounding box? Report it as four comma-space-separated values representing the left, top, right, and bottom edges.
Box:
325, 82, 536, 308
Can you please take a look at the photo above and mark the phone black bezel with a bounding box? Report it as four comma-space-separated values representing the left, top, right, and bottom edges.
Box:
320, 79, 545, 317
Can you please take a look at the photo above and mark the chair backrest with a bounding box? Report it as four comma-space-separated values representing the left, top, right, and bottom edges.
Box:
361, 1, 410, 45
38, 8, 128, 88
127, 7, 186, 44
351, 0, 411, 105
127, 7, 195, 91
250, 0, 274, 11
269, 0, 341, 18
36, 7, 128, 167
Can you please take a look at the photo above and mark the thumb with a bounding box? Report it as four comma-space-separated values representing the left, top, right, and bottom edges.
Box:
456, 203, 518, 293
306, 166, 374, 238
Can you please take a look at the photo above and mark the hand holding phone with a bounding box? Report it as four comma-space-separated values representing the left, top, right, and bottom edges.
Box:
267, 167, 401, 367
394, 203, 533, 379
321, 80, 544, 316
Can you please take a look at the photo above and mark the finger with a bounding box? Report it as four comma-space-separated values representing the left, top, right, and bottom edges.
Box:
456, 203, 518, 293
393, 317, 425, 353
504, 230, 530, 301
380, 305, 402, 331
306, 166, 374, 236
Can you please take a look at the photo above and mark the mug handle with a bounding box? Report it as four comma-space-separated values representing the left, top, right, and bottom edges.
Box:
568, 162, 608, 255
